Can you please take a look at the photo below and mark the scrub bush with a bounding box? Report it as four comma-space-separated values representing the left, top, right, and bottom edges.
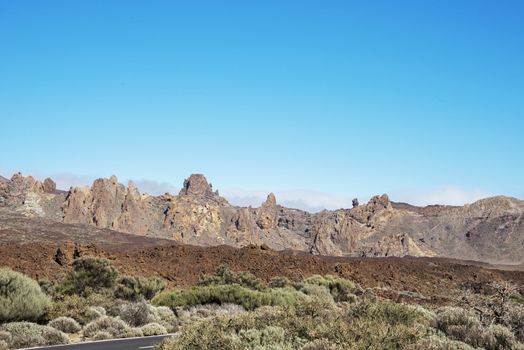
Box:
141, 322, 167, 336
114, 275, 166, 301
56, 256, 118, 296
48, 316, 81, 333
83, 316, 129, 338
301, 275, 357, 302
198, 265, 265, 291
0, 268, 50, 322
119, 301, 157, 327
92, 331, 112, 340
153, 284, 305, 311
0, 322, 69, 348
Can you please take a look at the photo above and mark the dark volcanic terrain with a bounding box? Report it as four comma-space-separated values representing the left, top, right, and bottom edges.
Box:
1, 210, 523, 306
1, 172, 523, 265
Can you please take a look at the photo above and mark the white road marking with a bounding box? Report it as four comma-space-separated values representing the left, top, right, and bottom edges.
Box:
138, 347, 155, 349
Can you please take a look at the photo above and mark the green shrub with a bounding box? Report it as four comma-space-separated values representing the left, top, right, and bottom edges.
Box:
483, 324, 523, 350
56, 256, 118, 296
157, 299, 432, 350
435, 307, 524, 350
152, 306, 176, 320
47, 293, 120, 325
0, 268, 50, 322
48, 316, 81, 333
124, 327, 144, 337
502, 304, 524, 342
0, 331, 10, 344
268, 287, 309, 309
38, 279, 54, 296
119, 301, 157, 327
238, 325, 304, 349
349, 301, 432, 327
269, 276, 292, 288
46, 294, 90, 324
41, 327, 71, 346
92, 331, 112, 340
198, 265, 265, 291
0, 322, 69, 348
405, 336, 476, 350
83, 316, 129, 338
153, 285, 305, 311
86, 306, 107, 321
0, 331, 9, 350
176, 303, 244, 327
294, 295, 336, 318
87, 293, 126, 317
301, 275, 357, 302
435, 307, 488, 348
299, 283, 334, 299
141, 322, 167, 336
114, 275, 166, 301
301, 338, 342, 350
151, 306, 178, 332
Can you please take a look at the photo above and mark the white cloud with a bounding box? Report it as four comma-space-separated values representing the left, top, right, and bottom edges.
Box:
131, 179, 179, 196
0, 168, 95, 190
392, 185, 492, 207
222, 188, 358, 212
0, 166, 501, 211
48, 173, 95, 190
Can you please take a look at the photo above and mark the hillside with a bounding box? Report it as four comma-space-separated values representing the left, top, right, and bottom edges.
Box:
1, 172, 523, 265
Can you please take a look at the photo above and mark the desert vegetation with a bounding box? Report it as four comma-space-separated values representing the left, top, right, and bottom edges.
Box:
0, 256, 174, 349
0, 258, 523, 349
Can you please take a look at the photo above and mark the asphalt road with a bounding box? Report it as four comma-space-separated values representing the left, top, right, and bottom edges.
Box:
23, 335, 173, 350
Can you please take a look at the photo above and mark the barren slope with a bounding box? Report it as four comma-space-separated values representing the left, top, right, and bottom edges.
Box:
0, 211, 523, 307
1, 172, 523, 265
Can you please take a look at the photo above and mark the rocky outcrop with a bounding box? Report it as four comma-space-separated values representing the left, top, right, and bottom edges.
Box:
62, 176, 160, 235
179, 174, 223, 201
0, 173, 64, 217
357, 233, 435, 257
308, 194, 396, 256
42, 178, 57, 193
256, 193, 278, 229
1, 171, 524, 265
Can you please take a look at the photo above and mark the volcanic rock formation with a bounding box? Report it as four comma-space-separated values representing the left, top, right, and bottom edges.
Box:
1, 172, 523, 265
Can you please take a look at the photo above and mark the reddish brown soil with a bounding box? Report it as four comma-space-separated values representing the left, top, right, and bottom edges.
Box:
1, 213, 523, 305
1, 239, 523, 305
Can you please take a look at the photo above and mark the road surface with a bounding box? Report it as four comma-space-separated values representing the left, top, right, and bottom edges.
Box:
23, 335, 173, 350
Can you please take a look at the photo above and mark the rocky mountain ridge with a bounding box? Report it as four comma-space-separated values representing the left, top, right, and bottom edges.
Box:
1, 172, 523, 265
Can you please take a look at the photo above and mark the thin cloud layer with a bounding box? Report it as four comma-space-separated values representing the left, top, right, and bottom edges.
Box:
0, 167, 503, 212
221, 189, 357, 212
392, 186, 492, 207
131, 179, 179, 196
0, 169, 95, 191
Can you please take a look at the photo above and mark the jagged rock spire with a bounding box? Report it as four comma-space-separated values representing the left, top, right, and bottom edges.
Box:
179, 174, 214, 197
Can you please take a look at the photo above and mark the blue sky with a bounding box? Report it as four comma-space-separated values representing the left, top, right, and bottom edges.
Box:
1, 1, 523, 211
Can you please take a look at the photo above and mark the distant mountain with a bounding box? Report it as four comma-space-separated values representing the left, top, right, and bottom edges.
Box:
1, 171, 523, 265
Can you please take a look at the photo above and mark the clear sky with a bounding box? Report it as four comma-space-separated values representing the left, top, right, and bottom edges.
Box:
1, 1, 523, 211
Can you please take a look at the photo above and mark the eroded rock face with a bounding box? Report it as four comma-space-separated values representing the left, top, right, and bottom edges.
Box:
0, 173, 64, 217
234, 207, 257, 232
1, 172, 524, 264
357, 233, 435, 257
180, 174, 213, 197
42, 178, 56, 193
62, 177, 153, 235
308, 195, 396, 256
256, 193, 278, 229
